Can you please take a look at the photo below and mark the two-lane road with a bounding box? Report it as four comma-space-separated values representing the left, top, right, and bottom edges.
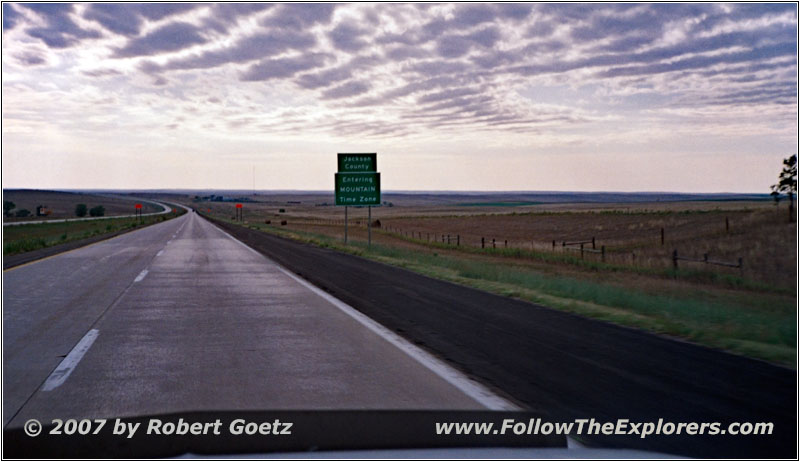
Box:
4, 212, 512, 428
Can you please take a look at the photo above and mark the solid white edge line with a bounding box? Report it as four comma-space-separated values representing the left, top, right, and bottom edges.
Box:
212, 221, 519, 411
41, 329, 99, 391
134, 269, 148, 282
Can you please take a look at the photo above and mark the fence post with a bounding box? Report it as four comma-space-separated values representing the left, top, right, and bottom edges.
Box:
672, 250, 678, 270
726, 217, 729, 233
552, 240, 556, 250
481, 237, 485, 249
738, 257, 743, 275
703, 253, 708, 263
592, 237, 596, 249
492, 238, 496, 249
601, 245, 605, 262
504, 239, 507, 248
661, 228, 664, 245
447, 234, 450, 244
580, 243, 584, 259
632, 252, 636, 265
457, 235, 460, 246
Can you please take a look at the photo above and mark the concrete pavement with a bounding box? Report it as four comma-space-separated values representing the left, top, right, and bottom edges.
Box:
3, 212, 511, 428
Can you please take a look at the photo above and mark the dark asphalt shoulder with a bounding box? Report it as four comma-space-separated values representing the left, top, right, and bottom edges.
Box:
209, 216, 796, 458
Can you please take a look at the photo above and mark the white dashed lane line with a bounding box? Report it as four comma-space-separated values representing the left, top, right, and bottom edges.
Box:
41, 329, 99, 391
134, 269, 148, 283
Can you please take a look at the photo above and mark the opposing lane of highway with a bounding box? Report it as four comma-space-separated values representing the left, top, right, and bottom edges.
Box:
4, 212, 507, 428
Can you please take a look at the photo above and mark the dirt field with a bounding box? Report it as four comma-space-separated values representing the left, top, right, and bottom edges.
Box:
2, 190, 161, 222
183, 193, 793, 291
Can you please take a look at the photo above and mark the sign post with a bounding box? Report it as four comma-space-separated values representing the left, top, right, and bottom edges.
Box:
235, 203, 243, 221
336, 153, 380, 247
135, 203, 142, 221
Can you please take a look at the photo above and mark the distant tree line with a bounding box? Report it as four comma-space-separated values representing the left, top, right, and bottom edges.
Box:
3, 201, 107, 219
74, 204, 105, 217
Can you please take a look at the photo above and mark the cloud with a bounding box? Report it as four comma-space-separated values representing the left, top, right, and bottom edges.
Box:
435, 35, 472, 58
21, 3, 100, 48
3, 2, 796, 142
417, 87, 483, 104
3, 3, 22, 30
296, 66, 353, 89
81, 68, 123, 78
83, 4, 144, 37
239, 53, 329, 81
149, 30, 317, 72
599, 41, 797, 78
14, 52, 46, 66
261, 3, 337, 29
329, 22, 369, 52
321, 80, 371, 99
451, 4, 496, 28
203, 4, 274, 32
83, 4, 202, 37
114, 22, 208, 58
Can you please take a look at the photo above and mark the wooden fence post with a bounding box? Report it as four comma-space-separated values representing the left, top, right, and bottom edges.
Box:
492, 238, 496, 249
457, 235, 460, 246
601, 245, 605, 262
592, 237, 596, 249
504, 239, 507, 248
580, 243, 584, 259
672, 250, 678, 269
481, 237, 485, 248
552, 240, 556, 250
661, 228, 664, 245
726, 217, 729, 233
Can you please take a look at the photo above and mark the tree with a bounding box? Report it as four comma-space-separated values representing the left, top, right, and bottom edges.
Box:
770, 154, 797, 219
15, 209, 31, 217
89, 205, 105, 217
75, 203, 88, 217
3, 200, 15, 216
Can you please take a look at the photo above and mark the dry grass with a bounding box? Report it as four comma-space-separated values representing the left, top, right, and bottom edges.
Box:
3, 190, 161, 222
192, 196, 793, 291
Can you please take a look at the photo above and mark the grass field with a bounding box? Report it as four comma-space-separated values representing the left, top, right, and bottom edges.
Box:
185, 193, 795, 367
3, 210, 183, 256
3, 189, 161, 222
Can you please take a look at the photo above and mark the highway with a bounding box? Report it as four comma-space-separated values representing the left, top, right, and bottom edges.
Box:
3, 211, 513, 429
3, 210, 795, 457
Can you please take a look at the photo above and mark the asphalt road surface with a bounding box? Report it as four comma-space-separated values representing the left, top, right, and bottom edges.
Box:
211, 216, 796, 459
4, 212, 513, 431
4, 211, 795, 458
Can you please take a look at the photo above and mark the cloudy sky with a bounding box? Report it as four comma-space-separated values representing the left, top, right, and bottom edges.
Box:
2, 3, 797, 192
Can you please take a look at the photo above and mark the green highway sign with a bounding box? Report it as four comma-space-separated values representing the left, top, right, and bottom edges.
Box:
338, 153, 377, 173
335, 172, 381, 205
